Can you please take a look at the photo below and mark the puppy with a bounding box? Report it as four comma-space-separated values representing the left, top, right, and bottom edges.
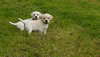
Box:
9, 11, 42, 31
18, 13, 53, 35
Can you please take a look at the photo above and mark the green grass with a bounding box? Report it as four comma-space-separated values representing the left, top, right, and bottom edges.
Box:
0, 0, 100, 57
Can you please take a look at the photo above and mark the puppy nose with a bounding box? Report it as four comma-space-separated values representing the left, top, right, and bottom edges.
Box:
35, 16, 37, 19
45, 20, 48, 24
45, 20, 48, 23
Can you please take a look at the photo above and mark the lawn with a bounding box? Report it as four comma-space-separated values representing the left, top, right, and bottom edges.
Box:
0, 0, 100, 57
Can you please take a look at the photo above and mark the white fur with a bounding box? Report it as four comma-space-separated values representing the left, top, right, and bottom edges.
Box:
31, 11, 42, 20
18, 14, 53, 35
9, 11, 42, 31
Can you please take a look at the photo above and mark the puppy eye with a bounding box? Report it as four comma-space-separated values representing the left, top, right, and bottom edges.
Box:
37, 14, 39, 15
44, 18, 45, 19
48, 17, 49, 19
33, 14, 35, 16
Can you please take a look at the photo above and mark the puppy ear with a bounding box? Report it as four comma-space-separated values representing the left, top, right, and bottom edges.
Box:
39, 15, 43, 19
50, 15, 53, 20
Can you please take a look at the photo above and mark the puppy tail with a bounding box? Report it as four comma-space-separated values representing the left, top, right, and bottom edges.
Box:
18, 18, 25, 24
9, 21, 17, 25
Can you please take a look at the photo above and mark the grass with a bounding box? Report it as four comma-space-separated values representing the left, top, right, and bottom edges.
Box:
0, 0, 100, 57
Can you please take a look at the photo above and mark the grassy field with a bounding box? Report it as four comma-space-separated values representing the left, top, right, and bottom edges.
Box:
0, 0, 100, 57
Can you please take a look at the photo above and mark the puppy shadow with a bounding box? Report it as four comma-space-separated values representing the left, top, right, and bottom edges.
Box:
20, 30, 48, 40
20, 31, 30, 38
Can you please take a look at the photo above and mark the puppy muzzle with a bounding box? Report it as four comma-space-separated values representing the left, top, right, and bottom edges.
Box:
35, 16, 38, 19
32, 16, 38, 20
44, 20, 48, 24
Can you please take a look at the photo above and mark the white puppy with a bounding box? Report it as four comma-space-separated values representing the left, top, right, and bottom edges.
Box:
9, 11, 42, 31
18, 14, 53, 35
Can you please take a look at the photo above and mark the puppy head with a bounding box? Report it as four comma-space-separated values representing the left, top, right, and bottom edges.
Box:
31, 11, 42, 20
41, 13, 53, 24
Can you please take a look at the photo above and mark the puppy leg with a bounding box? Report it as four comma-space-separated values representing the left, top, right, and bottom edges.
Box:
40, 29, 47, 35
43, 29, 47, 35
28, 30, 32, 35
27, 28, 32, 35
16, 22, 24, 31
20, 27, 24, 31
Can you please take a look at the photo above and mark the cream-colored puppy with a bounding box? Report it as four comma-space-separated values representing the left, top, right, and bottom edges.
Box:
18, 14, 53, 35
9, 11, 42, 31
